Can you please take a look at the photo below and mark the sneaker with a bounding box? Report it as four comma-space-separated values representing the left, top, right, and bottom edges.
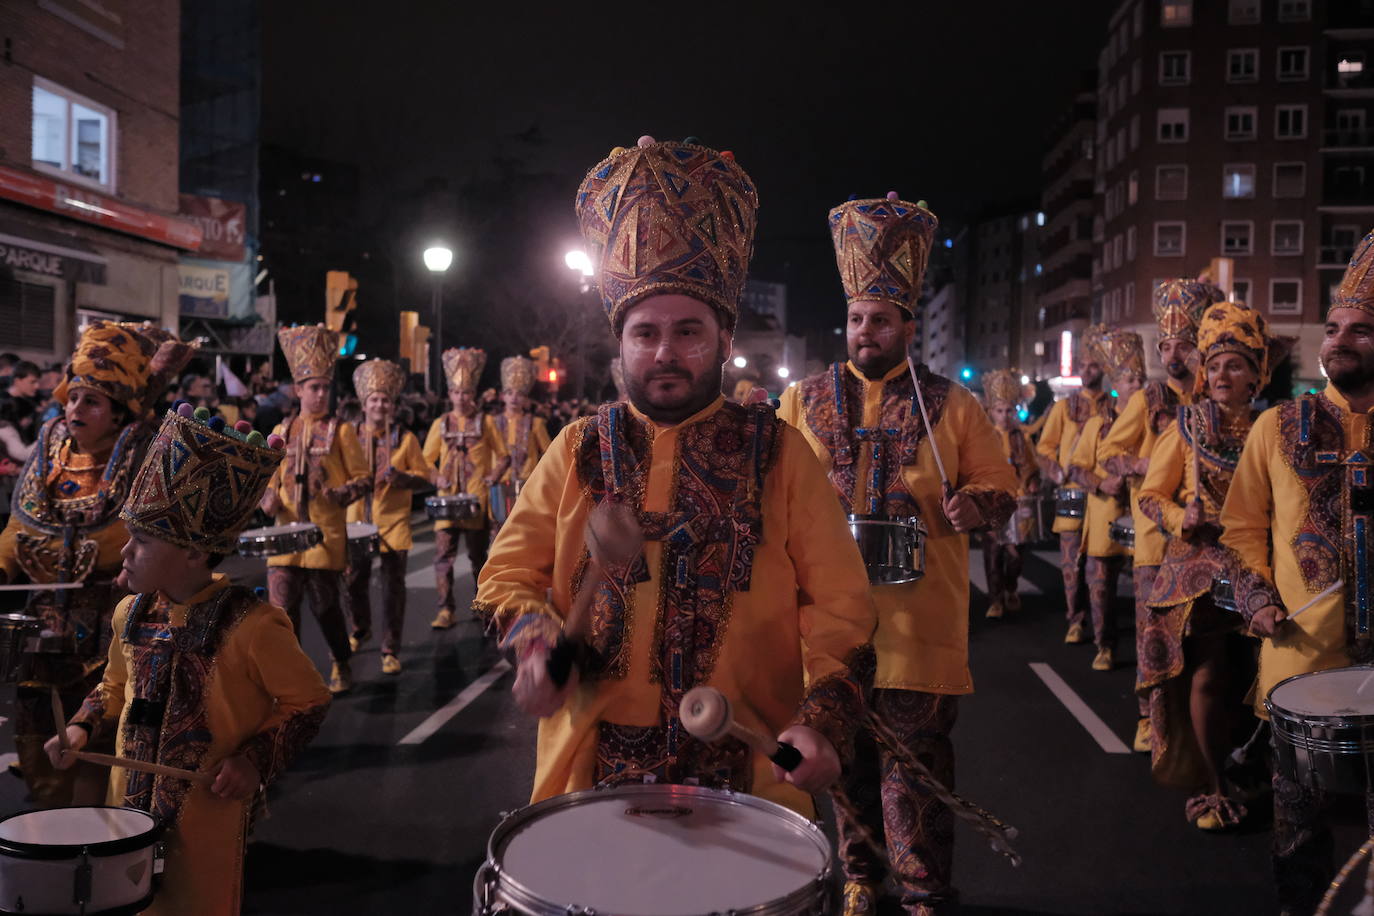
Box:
1092, 647, 1114, 671
841, 882, 879, 916
348, 630, 370, 652
329, 661, 353, 695
985, 602, 1004, 619
1133, 718, 1152, 753
1064, 622, 1088, 644
381, 654, 402, 676
430, 609, 455, 629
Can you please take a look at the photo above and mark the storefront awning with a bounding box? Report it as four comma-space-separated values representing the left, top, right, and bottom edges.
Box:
0, 218, 106, 284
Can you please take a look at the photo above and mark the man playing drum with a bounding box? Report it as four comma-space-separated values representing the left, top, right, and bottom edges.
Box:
1222, 229, 1374, 912
260, 324, 370, 695
777, 192, 1016, 916
492, 355, 551, 531
0, 321, 192, 806
475, 136, 876, 820
979, 369, 1041, 620
424, 347, 509, 629
344, 359, 432, 675
1100, 278, 1221, 750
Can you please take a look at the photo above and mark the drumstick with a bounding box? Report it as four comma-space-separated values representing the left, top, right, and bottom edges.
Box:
679, 686, 803, 771
1190, 408, 1203, 508
905, 342, 952, 497
70, 750, 212, 786
50, 687, 69, 752
0, 582, 84, 591
1286, 579, 1345, 621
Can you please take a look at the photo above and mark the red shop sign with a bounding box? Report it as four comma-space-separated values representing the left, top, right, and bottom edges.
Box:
178, 194, 246, 261
0, 164, 202, 251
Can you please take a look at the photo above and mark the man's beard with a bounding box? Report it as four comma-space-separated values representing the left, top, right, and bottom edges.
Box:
1165, 360, 1191, 380
625, 349, 725, 425
849, 340, 906, 379
1323, 348, 1374, 393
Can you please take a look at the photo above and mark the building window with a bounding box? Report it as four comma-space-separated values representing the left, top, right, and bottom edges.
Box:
1335, 109, 1368, 145
1222, 221, 1254, 256
1276, 104, 1308, 139
1223, 163, 1256, 198
1160, 51, 1191, 85
1128, 169, 1139, 205
1273, 162, 1306, 198
1228, 0, 1260, 23
1131, 60, 1141, 94
1130, 115, 1140, 150
1228, 49, 1259, 83
1338, 54, 1366, 87
1233, 279, 1252, 306
1277, 0, 1311, 21
1224, 107, 1258, 141
1158, 108, 1190, 143
1272, 221, 1304, 256
0, 279, 57, 352
1162, 1, 1192, 26
1155, 222, 1186, 257
1126, 225, 1138, 261
29, 78, 115, 189
1133, 2, 1144, 36
1270, 279, 1302, 315
1277, 47, 1310, 81
1156, 164, 1188, 199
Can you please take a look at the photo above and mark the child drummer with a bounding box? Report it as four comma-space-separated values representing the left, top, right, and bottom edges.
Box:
45, 402, 331, 916
980, 370, 1041, 619
344, 359, 432, 674
260, 325, 370, 694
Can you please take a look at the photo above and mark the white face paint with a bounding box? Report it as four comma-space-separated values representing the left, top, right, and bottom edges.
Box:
683, 342, 713, 367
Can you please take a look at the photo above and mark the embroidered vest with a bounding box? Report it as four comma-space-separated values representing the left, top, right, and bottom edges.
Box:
494, 413, 534, 481
282, 415, 338, 507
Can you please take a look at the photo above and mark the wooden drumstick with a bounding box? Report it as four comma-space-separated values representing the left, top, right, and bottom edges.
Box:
679, 686, 804, 772
906, 341, 952, 497
50, 687, 69, 753
70, 751, 212, 785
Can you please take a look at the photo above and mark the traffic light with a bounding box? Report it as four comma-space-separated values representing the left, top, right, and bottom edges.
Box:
530, 346, 551, 380
960, 367, 974, 381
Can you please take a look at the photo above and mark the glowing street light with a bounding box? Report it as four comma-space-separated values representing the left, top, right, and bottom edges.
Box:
732, 356, 748, 369
564, 250, 594, 276
1020, 374, 1031, 386
777, 366, 790, 379
423, 245, 453, 393
423, 246, 453, 273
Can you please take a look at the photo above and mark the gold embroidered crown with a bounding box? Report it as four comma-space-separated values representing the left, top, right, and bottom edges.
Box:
501, 356, 536, 396
1332, 228, 1374, 317
1080, 323, 1112, 370
277, 324, 339, 383
1153, 279, 1226, 345
353, 358, 406, 402
1101, 329, 1146, 379
575, 136, 759, 333
982, 369, 1022, 405
442, 347, 486, 394
829, 193, 938, 315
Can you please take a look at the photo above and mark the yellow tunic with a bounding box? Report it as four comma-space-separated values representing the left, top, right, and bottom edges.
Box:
475, 398, 876, 815
994, 426, 1039, 496
1069, 413, 1130, 559
1036, 390, 1109, 534
496, 412, 552, 484
778, 362, 1018, 693
77, 576, 331, 916
266, 415, 368, 571
423, 412, 508, 531
1101, 381, 1194, 567
1220, 383, 1367, 716
345, 425, 431, 553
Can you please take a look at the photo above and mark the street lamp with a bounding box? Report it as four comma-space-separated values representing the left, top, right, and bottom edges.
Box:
424, 245, 452, 392
732, 356, 747, 369
565, 249, 594, 293
777, 366, 790, 379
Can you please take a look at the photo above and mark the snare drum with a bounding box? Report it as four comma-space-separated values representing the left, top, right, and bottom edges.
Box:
1054, 486, 1086, 519
425, 494, 481, 521
1318, 838, 1374, 916
1109, 514, 1135, 549
0, 614, 40, 684
0, 806, 164, 915
1210, 576, 1237, 613
1003, 496, 1048, 544
848, 515, 926, 586
1266, 666, 1374, 795
346, 522, 380, 561
236, 522, 323, 557
473, 784, 831, 916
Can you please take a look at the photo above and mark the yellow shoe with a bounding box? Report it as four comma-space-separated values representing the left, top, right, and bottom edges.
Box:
348, 630, 370, 652
841, 882, 879, 916
985, 602, 1004, 619
1064, 622, 1088, 644
1133, 718, 1152, 753
329, 661, 353, 695
381, 654, 402, 676
1092, 647, 1114, 671
431, 609, 455, 629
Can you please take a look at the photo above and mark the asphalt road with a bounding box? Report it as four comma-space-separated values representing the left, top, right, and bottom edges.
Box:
0, 525, 1366, 915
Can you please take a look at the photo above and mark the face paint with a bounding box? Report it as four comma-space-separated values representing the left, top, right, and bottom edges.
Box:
683, 342, 712, 366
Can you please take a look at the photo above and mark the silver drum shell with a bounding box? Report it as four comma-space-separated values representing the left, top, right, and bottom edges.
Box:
1054, 486, 1086, 519
1266, 666, 1374, 796
425, 495, 481, 521
847, 515, 926, 586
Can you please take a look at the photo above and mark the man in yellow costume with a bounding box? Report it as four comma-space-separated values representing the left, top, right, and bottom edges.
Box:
1222, 229, 1374, 912
52, 403, 330, 916
260, 324, 370, 695
777, 192, 1016, 916
492, 355, 551, 530
475, 136, 876, 819
424, 347, 509, 629
345, 358, 432, 675
1101, 278, 1222, 748
979, 369, 1041, 619
0, 320, 192, 806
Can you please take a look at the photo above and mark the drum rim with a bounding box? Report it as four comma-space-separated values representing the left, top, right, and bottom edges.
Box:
1265, 665, 1374, 722
0, 888, 158, 916
484, 784, 831, 916
846, 513, 923, 529
0, 614, 39, 624
0, 806, 163, 860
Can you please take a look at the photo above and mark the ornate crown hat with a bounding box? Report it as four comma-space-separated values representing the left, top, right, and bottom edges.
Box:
442, 347, 486, 394
829, 193, 937, 315
1080, 323, 1112, 370
1152, 279, 1226, 345
982, 369, 1022, 406
1196, 301, 1277, 393
1101, 329, 1146, 379
121, 404, 285, 554
353, 358, 406, 402
1332, 228, 1374, 318
575, 135, 759, 333
55, 321, 194, 419
277, 324, 339, 384
500, 356, 536, 396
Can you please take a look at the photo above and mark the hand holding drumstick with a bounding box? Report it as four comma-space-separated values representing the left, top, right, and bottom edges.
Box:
679, 686, 841, 793
43, 688, 214, 789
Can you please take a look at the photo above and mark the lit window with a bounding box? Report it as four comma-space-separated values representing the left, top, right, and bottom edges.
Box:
1277, 0, 1310, 22
1277, 47, 1310, 81
1221, 221, 1253, 256
1273, 162, 1306, 198
30, 78, 114, 188
1128, 169, 1139, 205
1162, 1, 1192, 26
1035, 263, 1043, 276
1036, 211, 1045, 227
1156, 164, 1188, 200
1225, 107, 1257, 141
1154, 222, 1186, 257
1228, 49, 1259, 83
1276, 104, 1308, 139
1270, 279, 1302, 315
1272, 221, 1304, 256
1158, 108, 1189, 143
1160, 51, 1191, 85
1228, 0, 1260, 23
1223, 163, 1256, 198
1338, 55, 1365, 76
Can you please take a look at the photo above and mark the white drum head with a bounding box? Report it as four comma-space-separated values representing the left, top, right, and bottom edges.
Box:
1271, 667, 1374, 717
249, 522, 320, 537
347, 523, 379, 538
0, 807, 155, 845
494, 786, 828, 916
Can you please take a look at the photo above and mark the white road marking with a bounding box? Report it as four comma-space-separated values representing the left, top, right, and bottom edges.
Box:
1029, 662, 1131, 754
398, 659, 513, 746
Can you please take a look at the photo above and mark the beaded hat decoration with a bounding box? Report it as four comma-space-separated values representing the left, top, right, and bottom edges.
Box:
829, 192, 937, 315
500, 356, 537, 396
442, 347, 486, 395
1080, 323, 1113, 369
1195, 301, 1276, 393
277, 324, 339, 384
121, 402, 286, 554
55, 320, 194, 419
1332, 228, 1374, 317
353, 358, 407, 402
1101, 329, 1147, 380
575, 135, 759, 333
1152, 279, 1227, 346
982, 369, 1022, 406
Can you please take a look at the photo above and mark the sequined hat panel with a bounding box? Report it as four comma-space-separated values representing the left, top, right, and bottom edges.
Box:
1152, 279, 1226, 345
1332, 228, 1374, 317
353, 358, 407, 402
982, 369, 1022, 405
501, 356, 536, 396
829, 196, 938, 314
277, 324, 339, 384
442, 347, 486, 394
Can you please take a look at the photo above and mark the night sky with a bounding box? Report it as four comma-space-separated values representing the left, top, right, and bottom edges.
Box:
260, 2, 1112, 345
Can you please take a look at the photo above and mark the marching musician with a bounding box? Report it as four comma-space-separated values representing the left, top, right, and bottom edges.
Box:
475, 136, 876, 820
344, 359, 432, 675
980, 369, 1041, 620
1221, 230, 1374, 910
777, 192, 1016, 916
492, 356, 551, 531
260, 324, 370, 695
423, 348, 509, 629
0, 321, 191, 806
